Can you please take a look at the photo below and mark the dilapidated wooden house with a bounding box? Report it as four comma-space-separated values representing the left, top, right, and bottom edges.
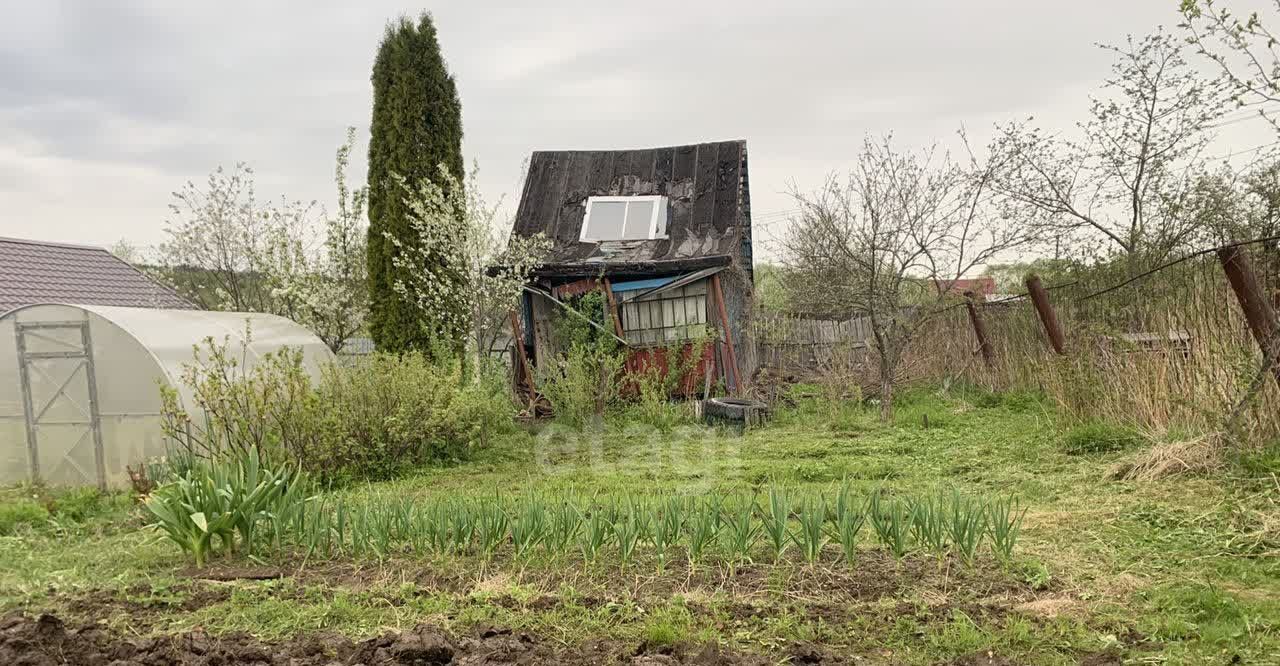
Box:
509, 140, 754, 395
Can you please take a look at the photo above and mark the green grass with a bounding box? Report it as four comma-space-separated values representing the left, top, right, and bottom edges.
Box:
0, 387, 1277, 664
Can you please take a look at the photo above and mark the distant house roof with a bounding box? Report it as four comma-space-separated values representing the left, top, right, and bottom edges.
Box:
937, 276, 997, 297
0, 237, 193, 313
511, 140, 753, 277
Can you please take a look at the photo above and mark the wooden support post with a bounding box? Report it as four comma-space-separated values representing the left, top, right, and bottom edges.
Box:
508, 310, 537, 411
711, 273, 742, 395
964, 291, 995, 369
600, 278, 626, 338
1218, 246, 1280, 385
1024, 274, 1065, 355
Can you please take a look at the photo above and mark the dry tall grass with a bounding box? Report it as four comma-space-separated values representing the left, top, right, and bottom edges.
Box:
909, 248, 1280, 448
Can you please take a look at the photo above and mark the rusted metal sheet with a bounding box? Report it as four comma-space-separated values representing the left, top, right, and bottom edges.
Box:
622, 343, 715, 397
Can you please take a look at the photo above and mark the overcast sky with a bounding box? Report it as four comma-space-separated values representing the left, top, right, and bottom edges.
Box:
1, 0, 1274, 260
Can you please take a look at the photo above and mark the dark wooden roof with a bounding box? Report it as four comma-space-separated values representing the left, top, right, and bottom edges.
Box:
512, 140, 752, 275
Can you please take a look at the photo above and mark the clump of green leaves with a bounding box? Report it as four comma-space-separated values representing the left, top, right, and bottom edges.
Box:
0, 499, 48, 535
1061, 421, 1142, 454
144, 448, 311, 566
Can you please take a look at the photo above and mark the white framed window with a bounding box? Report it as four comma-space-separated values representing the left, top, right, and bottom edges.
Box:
580, 195, 668, 242
618, 280, 709, 346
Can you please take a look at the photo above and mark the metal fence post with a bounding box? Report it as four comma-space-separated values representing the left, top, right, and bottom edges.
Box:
964, 291, 995, 369
1218, 245, 1280, 386
1025, 274, 1066, 355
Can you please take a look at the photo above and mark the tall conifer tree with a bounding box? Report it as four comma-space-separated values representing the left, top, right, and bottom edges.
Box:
366, 13, 465, 353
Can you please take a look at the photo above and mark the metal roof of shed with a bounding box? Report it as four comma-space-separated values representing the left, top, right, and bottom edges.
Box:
0, 237, 192, 313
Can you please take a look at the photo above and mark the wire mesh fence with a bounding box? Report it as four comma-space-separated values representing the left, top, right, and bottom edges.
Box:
913, 238, 1280, 441
753, 237, 1280, 442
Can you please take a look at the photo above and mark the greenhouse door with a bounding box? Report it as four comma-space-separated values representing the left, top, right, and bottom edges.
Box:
14, 321, 106, 489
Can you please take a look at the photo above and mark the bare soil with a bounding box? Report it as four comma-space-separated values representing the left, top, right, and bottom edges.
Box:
0, 612, 785, 665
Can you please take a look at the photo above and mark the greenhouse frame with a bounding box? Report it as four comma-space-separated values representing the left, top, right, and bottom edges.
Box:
0, 304, 333, 489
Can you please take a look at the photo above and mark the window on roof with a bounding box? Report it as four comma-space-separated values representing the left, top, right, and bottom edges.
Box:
580, 196, 668, 242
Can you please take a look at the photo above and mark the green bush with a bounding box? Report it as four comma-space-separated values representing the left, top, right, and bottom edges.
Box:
163, 336, 515, 483
313, 352, 513, 479
1061, 421, 1142, 454
0, 500, 48, 535
538, 341, 623, 428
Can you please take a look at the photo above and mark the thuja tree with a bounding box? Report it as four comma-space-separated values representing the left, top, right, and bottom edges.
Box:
366, 12, 466, 354
389, 166, 550, 372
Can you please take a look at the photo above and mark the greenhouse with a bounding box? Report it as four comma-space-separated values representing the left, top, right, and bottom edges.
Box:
0, 304, 333, 489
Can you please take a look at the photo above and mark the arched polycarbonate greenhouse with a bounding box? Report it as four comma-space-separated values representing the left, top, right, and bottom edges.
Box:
0, 304, 334, 489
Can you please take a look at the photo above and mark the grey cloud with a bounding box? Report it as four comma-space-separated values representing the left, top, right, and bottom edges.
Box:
1, 0, 1267, 253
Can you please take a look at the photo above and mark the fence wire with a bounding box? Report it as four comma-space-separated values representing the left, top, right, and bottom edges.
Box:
754, 237, 1280, 441
916, 237, 1280, 440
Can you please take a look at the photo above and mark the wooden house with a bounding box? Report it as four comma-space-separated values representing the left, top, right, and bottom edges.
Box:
508, 140, 755, 396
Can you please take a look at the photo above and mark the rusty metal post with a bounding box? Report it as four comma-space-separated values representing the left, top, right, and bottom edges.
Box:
964, 291, 995, 369
508, 310, 538, 412
1218, 246, 1280, 385
1024, 274, 1066, 355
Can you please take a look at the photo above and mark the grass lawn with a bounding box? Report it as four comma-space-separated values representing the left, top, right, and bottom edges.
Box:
1, 388, 1276, 664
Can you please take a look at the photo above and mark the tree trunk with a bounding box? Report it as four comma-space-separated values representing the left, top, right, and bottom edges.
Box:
878, 357, 895, 423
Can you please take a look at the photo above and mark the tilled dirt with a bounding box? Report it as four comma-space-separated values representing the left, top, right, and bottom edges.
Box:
0, 612, 786, 665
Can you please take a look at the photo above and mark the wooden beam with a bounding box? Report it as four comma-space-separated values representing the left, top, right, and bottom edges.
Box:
964, 291, 995, 369
1025, 274, 1066, 355
523, 285, 629, 346
1219, 246, 1280, 386
711, 273, 742, 395
508, 310, 537, 412
600, 279, 626, 338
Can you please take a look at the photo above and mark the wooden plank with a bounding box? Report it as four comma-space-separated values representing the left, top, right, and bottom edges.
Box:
556, 152, 591, 245
537, 152, 571, 244
713, 142, 740, 233
672, 144, 697, 181
691, 144, 717, 234
711, 273, 742, 395
627, 149, 657, 194
601, 279, 626, 338
513, 155, 550, 237
587, 151, 615, 194
653, 147, 674, 192
509, 310, 536, 412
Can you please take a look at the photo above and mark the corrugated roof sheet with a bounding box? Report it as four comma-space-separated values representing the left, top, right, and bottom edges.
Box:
511, 140, 753, 273
0, 237, 193, 313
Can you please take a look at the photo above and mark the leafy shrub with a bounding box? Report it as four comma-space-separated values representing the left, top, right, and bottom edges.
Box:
538, 291, 625, 428
538, 341, 623, 428
43, 487, 109, 523
312, 352, 513, 479
1062, 421, 1142, 454
0, 500, 48, 535
163, 335, 514, 483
